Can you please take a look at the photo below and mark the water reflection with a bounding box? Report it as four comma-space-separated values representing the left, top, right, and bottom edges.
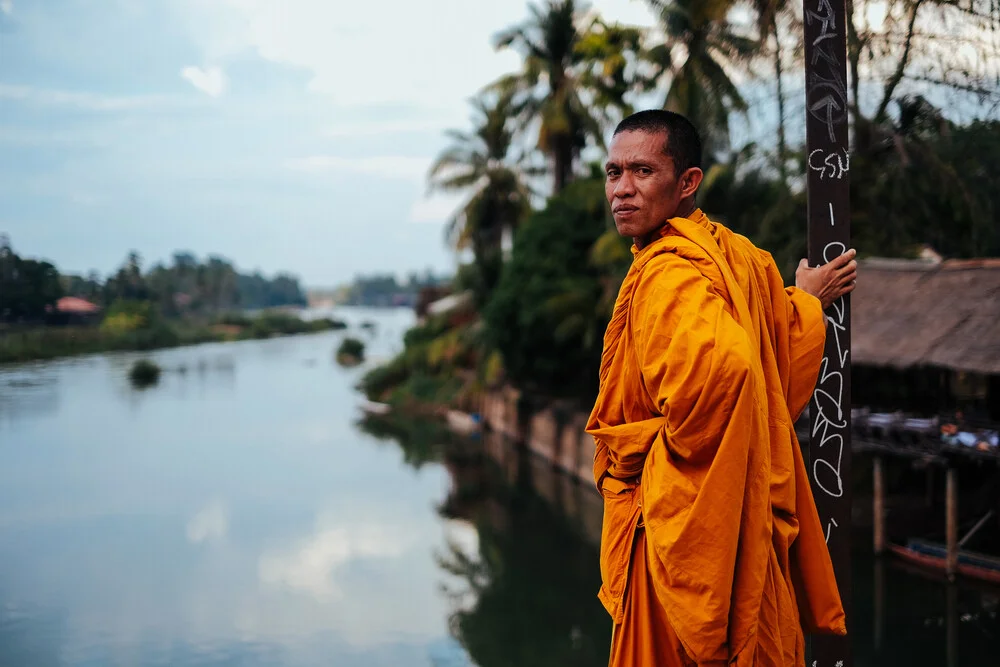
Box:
359, 413, 609, 667
361, 410, 1000, 667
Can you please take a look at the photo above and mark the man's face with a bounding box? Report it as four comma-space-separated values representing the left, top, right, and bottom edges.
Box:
604, 130, 685, 241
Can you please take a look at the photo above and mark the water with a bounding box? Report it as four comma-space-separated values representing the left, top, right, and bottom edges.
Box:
0, 307, 997, 666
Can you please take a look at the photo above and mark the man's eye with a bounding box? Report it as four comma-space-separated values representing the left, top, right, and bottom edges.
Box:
607, 170, 620, 178
637, 168, 651, 175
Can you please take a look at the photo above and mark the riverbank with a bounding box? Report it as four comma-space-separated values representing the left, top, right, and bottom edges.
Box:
0, 312, 347, 364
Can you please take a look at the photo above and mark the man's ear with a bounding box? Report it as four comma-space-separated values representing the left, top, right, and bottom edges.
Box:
680, 167, 704, 199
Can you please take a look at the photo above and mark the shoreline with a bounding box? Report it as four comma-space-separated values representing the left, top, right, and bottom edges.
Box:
0, 317, 347, 366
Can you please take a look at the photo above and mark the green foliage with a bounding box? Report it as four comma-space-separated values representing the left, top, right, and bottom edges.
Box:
852, 105, 1000, 260
430, 92, 531, 307
215, 312, 253, 328
336, 337, 366, 366
645, 0, 756, 158
359, 314, 486, 409
101, 299, 158, 334
491, 0, 643, 193
339, 271, 447, 307
0, 311, 345, 364
699, 106, 1000, 284
317, 318, 348, 331
355, 412, 458, 469
484, 177, 611, 401
128, 359, 161, 388
359, 355, 411, 401
56, 250, 311, 319
0, 238, 63, 322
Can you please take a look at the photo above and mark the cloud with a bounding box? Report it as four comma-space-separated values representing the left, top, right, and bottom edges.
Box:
186, 500, 228, 544
180, 65, 227, 97
323, 119, 452, 139
0, 84, 180, 111
178, 0, 656, 110
0, 1, 11, 15
179, 0, 524, 109
284, 155, 431, 181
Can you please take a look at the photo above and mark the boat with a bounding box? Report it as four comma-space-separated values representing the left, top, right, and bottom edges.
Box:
446, 410, 482, 435
359, 400, 391, 416
889, 538, 1000, 585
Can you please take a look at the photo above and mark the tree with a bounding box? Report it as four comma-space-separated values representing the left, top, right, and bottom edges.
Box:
0, 237, 63, 322
484, 176, 611, 401
492, 0, 642, 194
644, 0, 757, 159
429, 92, 531, 305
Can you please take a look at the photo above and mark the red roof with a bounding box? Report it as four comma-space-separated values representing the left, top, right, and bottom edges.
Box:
56, 297, 101, 314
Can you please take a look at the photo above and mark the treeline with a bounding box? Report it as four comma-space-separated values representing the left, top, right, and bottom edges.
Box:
338, 271, 449, 307
0, 236, 309, 324
368, 0, 1000, 406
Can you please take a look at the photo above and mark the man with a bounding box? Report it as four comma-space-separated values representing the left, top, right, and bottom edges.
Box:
586, 110, 853, 666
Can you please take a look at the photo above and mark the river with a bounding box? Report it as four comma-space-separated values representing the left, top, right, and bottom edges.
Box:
0, 308, 997, 666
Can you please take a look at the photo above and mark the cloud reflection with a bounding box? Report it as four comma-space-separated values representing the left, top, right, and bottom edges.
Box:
258, 523, 411, 600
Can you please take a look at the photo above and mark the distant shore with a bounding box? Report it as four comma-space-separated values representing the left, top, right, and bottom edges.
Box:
0, 312, 347, 365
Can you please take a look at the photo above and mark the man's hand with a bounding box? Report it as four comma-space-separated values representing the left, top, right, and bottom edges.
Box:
795, 249, 858, 309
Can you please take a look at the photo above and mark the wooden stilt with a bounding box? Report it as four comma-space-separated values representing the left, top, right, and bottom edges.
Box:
926, 465, 935, 508
946, 466, 959, 580
946, 583, 959, 667
874, 455, 886, 555
873, 556, 885, 652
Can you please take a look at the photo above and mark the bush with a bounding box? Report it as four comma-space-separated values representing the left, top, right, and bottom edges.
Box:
484, 177, 609, 401
359, 355, 409, 400
128, 359, 161, 388
336, 337, 365, 366
310, 317, 347, 331
216, 312, 252, 328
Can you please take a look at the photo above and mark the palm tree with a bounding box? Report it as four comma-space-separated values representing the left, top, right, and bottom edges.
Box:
492, 1, 641, 194
428, 93, 531, 303
644, 0, 757, 158
746, 0, 793, 183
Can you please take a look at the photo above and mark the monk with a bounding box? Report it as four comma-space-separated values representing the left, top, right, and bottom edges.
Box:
587, 110, 855, 666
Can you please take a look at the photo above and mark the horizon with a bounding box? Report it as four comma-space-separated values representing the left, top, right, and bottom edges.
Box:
0, 0, 656, 287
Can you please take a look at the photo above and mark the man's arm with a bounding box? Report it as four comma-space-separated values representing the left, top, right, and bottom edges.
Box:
783, 248, 858, 419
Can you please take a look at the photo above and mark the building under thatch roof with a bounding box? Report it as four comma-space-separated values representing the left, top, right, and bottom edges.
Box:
854, 257, 1000, 374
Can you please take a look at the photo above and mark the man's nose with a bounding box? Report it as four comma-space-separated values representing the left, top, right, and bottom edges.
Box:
613, 173, 635, 197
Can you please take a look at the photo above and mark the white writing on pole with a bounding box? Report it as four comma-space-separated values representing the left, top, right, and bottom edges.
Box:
809, 148, 850, 180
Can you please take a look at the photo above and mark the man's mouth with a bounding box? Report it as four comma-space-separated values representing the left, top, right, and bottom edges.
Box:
614, 205, 638, 216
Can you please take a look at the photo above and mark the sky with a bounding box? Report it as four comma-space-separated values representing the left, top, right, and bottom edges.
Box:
0, 0, 658, 287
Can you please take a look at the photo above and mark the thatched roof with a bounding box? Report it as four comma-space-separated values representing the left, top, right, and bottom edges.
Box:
853, 257, 1000, 374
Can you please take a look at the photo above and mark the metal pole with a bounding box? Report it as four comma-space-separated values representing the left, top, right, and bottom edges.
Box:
803, 0, 852, 664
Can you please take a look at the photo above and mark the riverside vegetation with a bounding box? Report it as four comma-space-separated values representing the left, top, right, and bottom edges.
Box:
0, 241, 346, 364
360, 0, 1000, 413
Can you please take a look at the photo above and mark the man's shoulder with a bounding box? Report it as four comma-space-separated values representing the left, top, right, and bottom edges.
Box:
710, 219, 773, 264
635, 238, 707, 276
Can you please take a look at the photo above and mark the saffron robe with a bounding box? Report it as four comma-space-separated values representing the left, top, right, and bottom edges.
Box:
587, 210, 847, 666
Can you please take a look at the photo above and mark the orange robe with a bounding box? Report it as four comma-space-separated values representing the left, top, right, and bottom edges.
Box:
587, 210, 847, 666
